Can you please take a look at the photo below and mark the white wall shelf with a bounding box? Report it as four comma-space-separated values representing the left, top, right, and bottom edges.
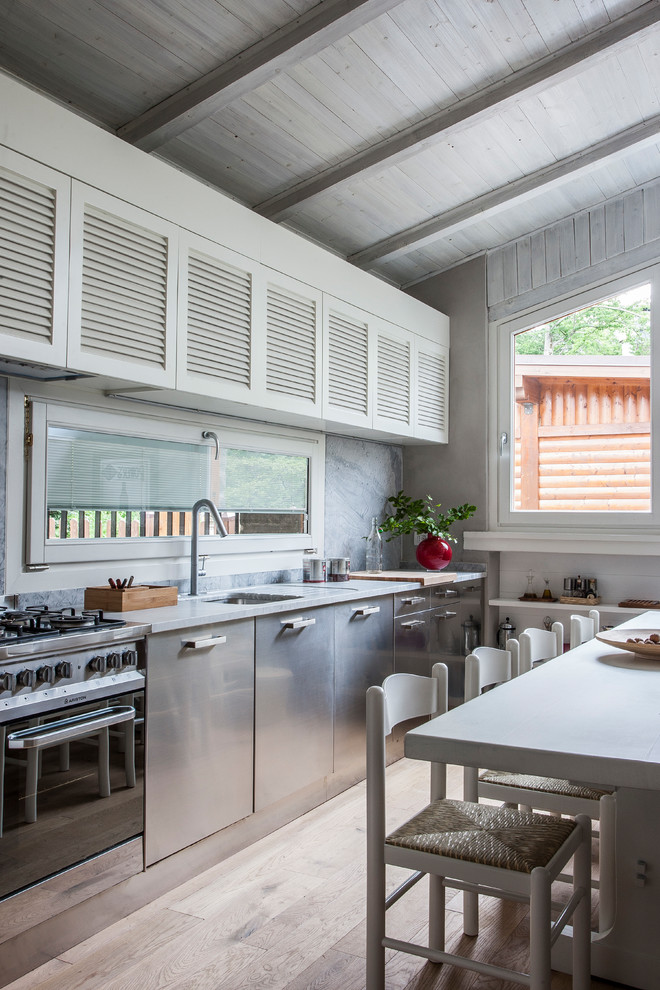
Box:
490, 598, 645, 616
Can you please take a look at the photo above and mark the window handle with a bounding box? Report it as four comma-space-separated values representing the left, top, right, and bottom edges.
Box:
499, 431, 508, 455
202, 430, 219, 460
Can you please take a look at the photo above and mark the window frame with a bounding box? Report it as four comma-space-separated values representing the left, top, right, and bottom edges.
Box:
493, 265, 660, 534
7, 382, 324, 590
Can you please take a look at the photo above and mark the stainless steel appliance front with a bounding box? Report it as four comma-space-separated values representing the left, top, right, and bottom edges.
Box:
0, 617, 146, 944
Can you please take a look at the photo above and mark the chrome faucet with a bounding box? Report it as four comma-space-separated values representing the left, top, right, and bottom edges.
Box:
190, 498, 228, 596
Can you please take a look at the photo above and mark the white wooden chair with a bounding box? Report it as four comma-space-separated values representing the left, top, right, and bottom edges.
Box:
519, 623, 564, 672
464, 647, 616, 935
569, 610, 601, 650
366, 663, 592, 990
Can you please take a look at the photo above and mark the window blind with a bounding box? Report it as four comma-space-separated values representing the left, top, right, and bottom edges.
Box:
47, 428, 211, 511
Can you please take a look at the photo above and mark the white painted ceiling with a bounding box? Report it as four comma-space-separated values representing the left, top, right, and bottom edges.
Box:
1, 0, 659, 288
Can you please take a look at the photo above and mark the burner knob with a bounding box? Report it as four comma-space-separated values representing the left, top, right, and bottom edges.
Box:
122, 649, 138, 667
107, 652, 122, 670
36, 665, 56, 684
88, 655, 107, 674
55, 661, 72, 679
16, 668, 36, 688
0, 671, 15, 692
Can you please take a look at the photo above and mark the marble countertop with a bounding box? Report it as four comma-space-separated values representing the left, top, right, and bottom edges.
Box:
117, 579, 421, 635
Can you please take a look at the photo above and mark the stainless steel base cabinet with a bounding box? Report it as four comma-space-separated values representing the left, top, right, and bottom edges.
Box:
334, 595, 394, 783
255, 606, 334, 811
145, 618, 254, 866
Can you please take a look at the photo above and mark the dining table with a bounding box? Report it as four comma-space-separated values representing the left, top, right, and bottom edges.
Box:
404, 610, 660, 989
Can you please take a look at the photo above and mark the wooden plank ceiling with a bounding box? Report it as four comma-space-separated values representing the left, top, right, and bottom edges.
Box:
1, 0, 659, 288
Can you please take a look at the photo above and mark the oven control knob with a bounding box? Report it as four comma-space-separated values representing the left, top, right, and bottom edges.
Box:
88, 655, 107, 674
55, 661, 72, 679
0, 671, 15, 692
107, 652, 122, 670
16, 668, 36, 688
36, 665, 56, 684
122, 649, 138, 667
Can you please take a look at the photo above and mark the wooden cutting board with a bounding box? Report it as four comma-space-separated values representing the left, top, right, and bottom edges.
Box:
351, 570, 459, 586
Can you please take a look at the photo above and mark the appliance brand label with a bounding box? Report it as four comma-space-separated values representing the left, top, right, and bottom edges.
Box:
65, 694, 89, 705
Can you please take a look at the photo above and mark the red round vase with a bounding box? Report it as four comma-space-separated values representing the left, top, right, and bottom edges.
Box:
415, 535, 452, 570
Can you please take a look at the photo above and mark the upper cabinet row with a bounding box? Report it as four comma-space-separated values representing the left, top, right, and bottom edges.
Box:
0, 150, 448, 442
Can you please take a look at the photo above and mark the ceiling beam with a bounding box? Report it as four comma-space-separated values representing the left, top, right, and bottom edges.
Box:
255, 0, 660, 220
116, 0, 406, 152
348, 116, 660, 268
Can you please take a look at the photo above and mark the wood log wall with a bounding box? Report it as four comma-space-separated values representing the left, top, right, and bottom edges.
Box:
515, 378, 650, 511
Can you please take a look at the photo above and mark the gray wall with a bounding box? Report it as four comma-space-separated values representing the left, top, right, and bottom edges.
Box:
404, 256, 489, 564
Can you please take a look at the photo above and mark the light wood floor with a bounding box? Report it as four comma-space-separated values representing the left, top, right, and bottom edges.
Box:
6, 759, 624, 990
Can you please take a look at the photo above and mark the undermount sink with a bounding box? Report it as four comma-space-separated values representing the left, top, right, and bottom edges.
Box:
206, 592, 304, 605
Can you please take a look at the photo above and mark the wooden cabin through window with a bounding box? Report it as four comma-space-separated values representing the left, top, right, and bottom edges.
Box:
512, 286, 651, 513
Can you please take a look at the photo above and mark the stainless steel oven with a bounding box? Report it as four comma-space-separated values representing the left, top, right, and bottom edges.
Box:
0, 607, 147, 938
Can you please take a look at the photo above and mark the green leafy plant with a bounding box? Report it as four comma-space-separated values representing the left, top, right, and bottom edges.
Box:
378, 491, 476, 543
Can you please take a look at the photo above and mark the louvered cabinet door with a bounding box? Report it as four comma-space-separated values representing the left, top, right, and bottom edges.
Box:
257, 270, 322, 416
0, 148, 70, 366
322, 297, 372, 428
177, 233, 258, 400
67, 184, 178, 386
413, 338, 449, 442
372, 321, 415, 438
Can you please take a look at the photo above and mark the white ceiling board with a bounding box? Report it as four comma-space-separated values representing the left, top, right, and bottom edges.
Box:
0, 0, 658, 287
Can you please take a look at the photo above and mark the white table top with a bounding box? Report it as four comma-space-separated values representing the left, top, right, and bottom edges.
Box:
405, 611, 660, 792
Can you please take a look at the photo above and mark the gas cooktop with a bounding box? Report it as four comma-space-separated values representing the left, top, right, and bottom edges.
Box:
0, 606, 126, 644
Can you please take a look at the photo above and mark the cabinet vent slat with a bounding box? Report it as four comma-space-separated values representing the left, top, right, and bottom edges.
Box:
377, 334, 410, 422
417, 349, 447, 431
79, 205, 169, 368
328, 310, 369, 414
0, 166, 57, 343
186, 250, 252, 386
266, 283, 316, 401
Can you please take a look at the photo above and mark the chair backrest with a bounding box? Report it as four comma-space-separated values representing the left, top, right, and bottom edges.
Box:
464, 642, 519, 702
367, 664, 448, 819
519, 623, 563, 673
569, 609, 600, 649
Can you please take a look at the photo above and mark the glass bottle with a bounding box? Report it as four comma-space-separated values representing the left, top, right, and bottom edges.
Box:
365, 517, 383, 573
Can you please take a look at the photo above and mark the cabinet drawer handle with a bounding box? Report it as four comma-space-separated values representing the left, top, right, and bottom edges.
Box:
352, 605, 380, 616
183, 635, 227, 649
435, 611, 458, 620
401, 619, 426, 629
400, 596, 426, 606
281, 616, 316, 630
433, 589, 458, 598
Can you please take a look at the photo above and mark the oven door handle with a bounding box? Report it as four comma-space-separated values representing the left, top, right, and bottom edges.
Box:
6, 705, 136, 750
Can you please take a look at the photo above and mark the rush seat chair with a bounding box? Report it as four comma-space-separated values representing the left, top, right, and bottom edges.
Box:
464, 646, 616, 935
366, 662, 592, 990
569, 610, 601, 650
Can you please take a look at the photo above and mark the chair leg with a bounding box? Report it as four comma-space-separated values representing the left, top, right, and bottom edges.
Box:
573, 815, 592, 990
366, 852, 386, 990
530, 867, 551, 990
97, 727, 111, 798
598, 793, 616, 933
429, 874, 445, 951
463, 890, 479, 937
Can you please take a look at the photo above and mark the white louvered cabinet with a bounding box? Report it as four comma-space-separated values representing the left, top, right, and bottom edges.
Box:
0, 148, 70, 367
414, 336, 448, 442
373, 320, 415, 438
372, 321, 448, 442
177, 232, 260, 401
322, 296, 372, 429
256, 270, 322, 417
67, 183, 178, 387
